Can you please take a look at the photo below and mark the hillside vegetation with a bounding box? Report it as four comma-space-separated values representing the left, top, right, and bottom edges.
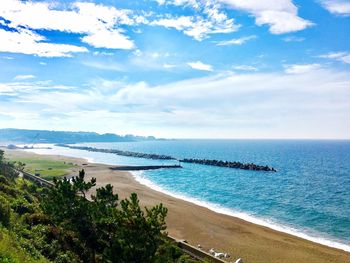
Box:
0, 150, 200, 263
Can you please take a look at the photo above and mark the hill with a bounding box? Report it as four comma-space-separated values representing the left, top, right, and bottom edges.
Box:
0, 128, 157, 144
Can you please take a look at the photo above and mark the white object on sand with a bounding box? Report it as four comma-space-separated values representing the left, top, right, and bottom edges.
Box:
235, 258, 244, 263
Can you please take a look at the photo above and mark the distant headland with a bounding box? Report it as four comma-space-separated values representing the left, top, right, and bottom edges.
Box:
0, 128, 159, 144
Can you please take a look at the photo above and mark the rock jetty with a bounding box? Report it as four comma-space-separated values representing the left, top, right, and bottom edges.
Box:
57, 144, 175, 160
180, 158, 276, 172
57, 144, 276, 172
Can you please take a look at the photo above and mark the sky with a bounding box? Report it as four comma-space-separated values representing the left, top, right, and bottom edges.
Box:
0, 0, 350, 139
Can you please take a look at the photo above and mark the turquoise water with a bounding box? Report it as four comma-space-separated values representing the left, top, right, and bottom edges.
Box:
27, 140, 350, 251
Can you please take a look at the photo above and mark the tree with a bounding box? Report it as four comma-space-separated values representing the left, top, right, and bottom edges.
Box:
42, 170, 168, 263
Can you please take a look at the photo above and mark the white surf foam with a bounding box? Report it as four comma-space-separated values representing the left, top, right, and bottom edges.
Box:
16, 145, 350, 253
132, 171, 350, 253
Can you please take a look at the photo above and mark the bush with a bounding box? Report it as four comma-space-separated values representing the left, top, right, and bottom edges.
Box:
11, 198, 33, 215
25, 213, 50, 226
0, 196, 10, 227
0, 255, 20, 263
0, 184, 17, 198
0, 175, 9, 185
154, 241, 184, 262
0, 229, 49, 263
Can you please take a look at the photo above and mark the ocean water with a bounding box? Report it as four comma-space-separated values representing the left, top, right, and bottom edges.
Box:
24, 140, 350, 252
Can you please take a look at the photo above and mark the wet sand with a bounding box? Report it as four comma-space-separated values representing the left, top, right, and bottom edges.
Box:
4, 149, 350, 263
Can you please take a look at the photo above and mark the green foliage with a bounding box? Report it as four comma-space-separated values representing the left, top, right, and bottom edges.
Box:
0, 229, 49, 263
0, 151, 203, 263
42, 169, 169, 263
0, 150, 19, 180
0, 196, 10, 228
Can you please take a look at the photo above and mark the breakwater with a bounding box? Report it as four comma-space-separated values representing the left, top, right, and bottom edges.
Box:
110, 165, 182, 171
57, 144, 276, 172
56, 144, 175, 160
180, 158, 276, 172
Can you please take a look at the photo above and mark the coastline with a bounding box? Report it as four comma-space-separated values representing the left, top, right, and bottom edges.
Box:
4, 148, 350, 263
132, 171, 350, 253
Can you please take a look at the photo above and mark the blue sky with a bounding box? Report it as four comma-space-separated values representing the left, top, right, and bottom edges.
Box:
0, 0, 350, 139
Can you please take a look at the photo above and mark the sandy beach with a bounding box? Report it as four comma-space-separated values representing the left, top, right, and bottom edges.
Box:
4, 149, 350, 263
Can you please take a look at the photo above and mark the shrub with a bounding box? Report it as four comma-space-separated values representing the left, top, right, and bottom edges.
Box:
0, 175, 9, 185
11, 198, 33, 215
0, 196, 11, 227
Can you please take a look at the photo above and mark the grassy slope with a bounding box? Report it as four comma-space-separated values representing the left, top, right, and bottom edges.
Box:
0, 229, 50, 263
8, 157, 75, 180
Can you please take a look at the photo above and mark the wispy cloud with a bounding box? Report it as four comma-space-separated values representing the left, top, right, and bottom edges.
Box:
188, 61, 213, 71
14, 74, 35, 80
82, 61, 126, 72
163, 0, 313, 34
319, 0, 350, 15
163, 63, 177, 69
151, 0, 239, 40
284, 63, 322, 74
2, 68, 350, 138
216, 35, 256, 46
233, 65, 258, 71
151, 14, 238, 41
1, 56, 14, 60
319, 52, 350, 64
282, 36, 305, 42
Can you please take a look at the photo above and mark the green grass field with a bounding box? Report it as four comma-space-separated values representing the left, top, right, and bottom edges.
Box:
9, 157, 75, 181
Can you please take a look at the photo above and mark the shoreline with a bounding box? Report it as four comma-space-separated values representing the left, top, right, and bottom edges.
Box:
4, 148, 350, 263
132, 171, 350, 253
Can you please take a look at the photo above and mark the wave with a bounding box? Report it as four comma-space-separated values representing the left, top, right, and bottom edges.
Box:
17, 145, 350, 253
132, 171, 350, 253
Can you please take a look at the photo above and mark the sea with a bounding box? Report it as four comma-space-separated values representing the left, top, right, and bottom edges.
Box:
22, 139, 350, 252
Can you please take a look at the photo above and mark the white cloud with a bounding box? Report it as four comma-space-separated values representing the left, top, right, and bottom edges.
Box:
2, 68, 350, 138
129, 51, 178, 71
82, 60, 126, 72
188, 61, 213, 71
216, 35, 256, 45
319, 0, 350, 15
320, 52, 350, 64
152, 16, 193, 30
282, 36, 305, 42
0, 0, 137, 54
0, 84, 14, 94
155, 0, 167, 5
14, 74, 35, 80
81, 29, 134, 50
0, 28, 88, 57
160, 0, 312, 34
151, 0, 239, 40
284, 63, 322, 74
93, 51, 114, 56
233, 65, 258, 71
219, 0, 313, 34
151, 14, 238, 40
163, 63, 177, 69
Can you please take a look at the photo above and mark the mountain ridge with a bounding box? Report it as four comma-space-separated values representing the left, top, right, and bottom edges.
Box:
0, 128, 157, 143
